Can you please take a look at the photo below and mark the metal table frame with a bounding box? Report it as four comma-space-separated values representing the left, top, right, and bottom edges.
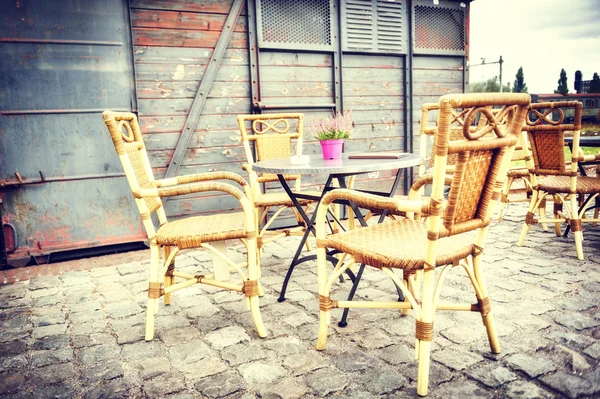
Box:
252, 152, 422, 326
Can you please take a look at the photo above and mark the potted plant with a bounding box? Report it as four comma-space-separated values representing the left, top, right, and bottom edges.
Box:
309, 110, 353, 159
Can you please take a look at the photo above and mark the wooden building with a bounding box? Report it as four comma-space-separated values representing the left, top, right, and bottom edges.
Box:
0, 0, 472, 267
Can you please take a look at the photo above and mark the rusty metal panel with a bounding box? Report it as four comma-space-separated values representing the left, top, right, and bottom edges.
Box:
0, 0, 142, 266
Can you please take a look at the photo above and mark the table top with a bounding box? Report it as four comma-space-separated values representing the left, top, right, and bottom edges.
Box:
251, 152, 422, 175
564, 136, 600, 147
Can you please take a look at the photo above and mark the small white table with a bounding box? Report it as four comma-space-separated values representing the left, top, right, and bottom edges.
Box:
252, 152, 422, 325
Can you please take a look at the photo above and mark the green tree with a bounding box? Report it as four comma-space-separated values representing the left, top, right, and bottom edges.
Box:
469, 76, 510, 93
589, 72, 600, 93
512, 66, 528, 93
555, 68, 569, 94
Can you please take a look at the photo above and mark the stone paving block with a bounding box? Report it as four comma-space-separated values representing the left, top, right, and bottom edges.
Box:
194, 369, 247, 398
136, 356, 171, 379
82, 378, 135, 399
0, 372, 26, 394
283, 351, 329, 377
118, 341, 160, 364
142, 371, 187, 397
114, 326, 146, 345
220, 342, 268, 366
431, 347, 483, 371
168, 340, 212, 364
305, 367, 349, 397
30, 347, 73, 367
506, 381, 555, 399
466, 363, 517, 388
0, 355, 28, 372
31, 363, 77, 385
71, 332, 115, 349
259, 376, 308, 399
354, 363, 407, 394
554, 312, 600, 330
238, 361, 287, 387
32, 323, 67, 339
33, 381, 78, 399
505, 353, 556, 378
540, 370, 600, 399
205, 326, 250, 350
81, 360, 124, 383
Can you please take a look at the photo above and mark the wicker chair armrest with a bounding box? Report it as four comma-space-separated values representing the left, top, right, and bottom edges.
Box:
319, 188, 426, 216
154, 172, 248, 188
134, 182, 246, 202
578, 153, 600, 163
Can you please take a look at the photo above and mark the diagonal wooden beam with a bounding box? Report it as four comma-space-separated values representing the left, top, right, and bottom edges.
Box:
164, 0, 245, 179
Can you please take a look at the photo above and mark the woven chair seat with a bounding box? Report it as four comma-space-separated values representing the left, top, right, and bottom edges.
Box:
536, 175, 600, 194
253, 190, 321, 208
157, 212, 248, 249
324, 218, 474, 272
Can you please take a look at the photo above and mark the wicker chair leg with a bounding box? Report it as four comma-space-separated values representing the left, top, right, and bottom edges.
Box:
145, 244, 161, 341
163, 246, 173, 305
553, 195, 562, 237
497, 176, 513, 221
539, 196, 548, 231
518, 189, 541, 246
472, 255, 500, 353
416, 340, 432, 397
246, 238, 267, 337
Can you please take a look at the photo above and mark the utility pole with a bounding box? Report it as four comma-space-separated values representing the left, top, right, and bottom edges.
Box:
499, 55, 504, 92
470, 55, 504, 91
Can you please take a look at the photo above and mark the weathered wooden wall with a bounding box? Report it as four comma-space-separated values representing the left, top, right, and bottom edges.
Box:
130, 0, 251, 218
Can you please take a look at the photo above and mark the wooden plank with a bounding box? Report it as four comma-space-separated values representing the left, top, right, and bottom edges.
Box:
259, 51, 333, 67
138, 97, 251, 116
147, 144, 247, 168
343, 82, 403, 97
413, 81, 463, 96
413, 69, 463, 83
260, 82, 334, 98
132, 9, 247, 32
135, 63, 249, 82
259, 66, 333, 82
143, 129, 244, 151
343, 98, 404, 112
136, 81, 250, 99
134, 46, 247, 64
413, 55, 464, 69
139, 114, 242, 133
130, 0, 245, 14
342, 67, 402, 82
342, 55, 404, 68
133, 28, 247, 48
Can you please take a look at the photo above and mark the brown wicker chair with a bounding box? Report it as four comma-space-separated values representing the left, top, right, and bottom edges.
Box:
314, 93, 530, 397
102, 111, 266, 341
517, 101, 600, 260
237, 113, 321, 251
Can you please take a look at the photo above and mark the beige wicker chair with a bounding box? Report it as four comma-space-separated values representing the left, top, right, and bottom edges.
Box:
238, 113, 320, 251
314, 93, 530, 397
102, 111, 266, 341
517, 101, 600, 260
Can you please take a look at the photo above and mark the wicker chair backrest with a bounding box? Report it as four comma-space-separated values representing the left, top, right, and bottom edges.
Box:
523, 101, 583, 176
238, 113, 304, 183
102, 111, 163, 215
433, 94, 530, 236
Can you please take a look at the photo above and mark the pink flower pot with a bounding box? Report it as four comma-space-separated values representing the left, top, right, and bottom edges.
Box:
320, 139, 344, 159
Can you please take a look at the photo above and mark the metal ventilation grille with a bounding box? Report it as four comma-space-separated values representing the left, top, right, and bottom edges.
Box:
343, 0, 404, 53
414, 5, 464, 51
376, 0, 403, 52
257, 0, 332, 49
345, 0, 374, 51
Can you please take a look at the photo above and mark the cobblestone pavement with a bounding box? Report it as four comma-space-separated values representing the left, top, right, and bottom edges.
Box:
1, 202, 599, 399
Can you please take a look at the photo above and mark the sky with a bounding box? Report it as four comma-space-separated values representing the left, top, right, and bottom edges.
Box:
469, 0, 600, 94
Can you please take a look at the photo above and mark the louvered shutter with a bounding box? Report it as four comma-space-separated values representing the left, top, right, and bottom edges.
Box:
342, 0, 405, 53
413, 0, 466, 55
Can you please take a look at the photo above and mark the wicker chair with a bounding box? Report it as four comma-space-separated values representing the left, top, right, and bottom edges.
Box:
237, 113, 321, 251
517, 101, 600, 260
314, 93, 530, 397
102, 111, 266, 341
